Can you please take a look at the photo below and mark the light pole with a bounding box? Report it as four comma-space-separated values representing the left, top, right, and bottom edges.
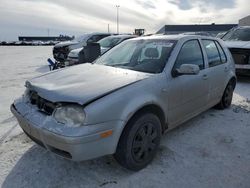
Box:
116, 5, 120, 34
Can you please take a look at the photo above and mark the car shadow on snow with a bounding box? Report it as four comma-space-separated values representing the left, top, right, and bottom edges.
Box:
2, 143, 132, 188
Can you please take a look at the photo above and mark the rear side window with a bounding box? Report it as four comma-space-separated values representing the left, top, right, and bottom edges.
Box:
202, 40, 223, 67
215, 41, 227, 63
174, 40, 204, 70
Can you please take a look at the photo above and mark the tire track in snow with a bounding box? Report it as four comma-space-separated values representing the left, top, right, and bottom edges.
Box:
0, 123, 18, 146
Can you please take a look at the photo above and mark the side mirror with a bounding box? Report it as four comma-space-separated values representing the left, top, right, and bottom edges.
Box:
173, 64, 200, 77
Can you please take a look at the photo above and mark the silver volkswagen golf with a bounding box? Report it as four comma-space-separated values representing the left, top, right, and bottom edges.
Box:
11, 35, 236, 171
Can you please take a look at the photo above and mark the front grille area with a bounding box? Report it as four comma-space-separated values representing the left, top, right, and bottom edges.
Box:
29, 91, 56, 115
53, 46, 69, 62
229, 48, 250, 65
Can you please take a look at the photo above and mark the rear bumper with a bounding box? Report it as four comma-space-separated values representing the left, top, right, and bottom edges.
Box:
235, 64, 250, 75
11, 103, 124, 161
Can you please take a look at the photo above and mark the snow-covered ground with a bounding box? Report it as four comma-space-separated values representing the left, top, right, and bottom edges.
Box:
0, 46, 250, 188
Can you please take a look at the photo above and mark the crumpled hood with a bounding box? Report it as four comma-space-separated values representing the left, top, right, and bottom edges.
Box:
54, 41, 79, 48
26, 64, 150, 105
225, 41, 250, 49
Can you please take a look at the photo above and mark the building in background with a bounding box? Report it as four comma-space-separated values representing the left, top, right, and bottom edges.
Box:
239, 15, 250, 26
156, 24, 237, 36
18, 35, 73, 42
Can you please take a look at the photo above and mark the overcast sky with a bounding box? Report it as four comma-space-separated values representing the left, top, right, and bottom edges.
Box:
0, 0, 249, 41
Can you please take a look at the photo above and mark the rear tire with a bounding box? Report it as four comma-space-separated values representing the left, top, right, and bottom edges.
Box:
114, 113, 161, 171
216, 82, 234, 109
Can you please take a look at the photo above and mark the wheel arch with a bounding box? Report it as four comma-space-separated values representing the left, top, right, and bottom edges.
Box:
114, 103, 167, 154
123, 104, 167, 134
228, 76, 237, 89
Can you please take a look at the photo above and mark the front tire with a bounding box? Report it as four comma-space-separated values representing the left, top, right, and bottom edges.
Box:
114, 113, 162, 171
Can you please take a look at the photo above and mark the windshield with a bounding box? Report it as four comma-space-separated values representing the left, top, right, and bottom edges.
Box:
95, 39, 176, 74
72, 35, 89, 42
222, 28, 250, 41
99, 37, 122, 48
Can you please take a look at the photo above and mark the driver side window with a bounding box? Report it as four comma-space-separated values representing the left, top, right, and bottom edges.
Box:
174, 40, 204, 70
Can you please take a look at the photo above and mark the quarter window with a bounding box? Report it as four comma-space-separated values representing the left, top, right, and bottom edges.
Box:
174, 40, 204, 70
202, 40, 223, 67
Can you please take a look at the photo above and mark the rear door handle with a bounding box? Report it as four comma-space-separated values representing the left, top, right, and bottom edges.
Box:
224, 66, 229, 72
202, 74, 208, 80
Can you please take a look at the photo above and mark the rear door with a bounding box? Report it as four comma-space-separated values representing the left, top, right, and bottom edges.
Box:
201, 40, 229, 105
168, 39, 210, 126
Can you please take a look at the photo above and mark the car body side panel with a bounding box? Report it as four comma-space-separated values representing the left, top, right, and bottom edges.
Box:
163, 37, 236, 128
199, 39, 231, 106
163, 37, 209, 127
167, 71, 209, 127
84, 74, 169, 126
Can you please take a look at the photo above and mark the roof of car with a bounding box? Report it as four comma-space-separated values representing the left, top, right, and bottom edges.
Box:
130, 34, 217, 41
104, 35, 137, 39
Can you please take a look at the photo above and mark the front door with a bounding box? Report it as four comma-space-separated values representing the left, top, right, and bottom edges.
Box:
167, 39, 209, 127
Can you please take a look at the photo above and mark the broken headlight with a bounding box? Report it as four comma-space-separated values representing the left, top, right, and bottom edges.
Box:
53, 105, 86, 127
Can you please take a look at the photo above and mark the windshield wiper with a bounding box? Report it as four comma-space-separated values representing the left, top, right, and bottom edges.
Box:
106, 62, 130, 67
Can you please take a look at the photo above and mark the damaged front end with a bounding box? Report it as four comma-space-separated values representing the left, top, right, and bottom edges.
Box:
53, 45, 70, 62
27, 90, 57, 116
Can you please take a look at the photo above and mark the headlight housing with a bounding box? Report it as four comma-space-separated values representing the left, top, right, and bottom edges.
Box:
53, 105, 86, 127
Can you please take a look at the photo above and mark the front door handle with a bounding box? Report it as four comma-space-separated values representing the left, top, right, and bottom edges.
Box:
202, 74, 208, 80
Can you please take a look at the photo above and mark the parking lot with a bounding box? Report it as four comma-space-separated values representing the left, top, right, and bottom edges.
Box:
0, 46, 250, 188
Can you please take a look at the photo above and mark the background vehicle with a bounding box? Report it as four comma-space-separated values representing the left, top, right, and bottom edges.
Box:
53, 32, 111, 62
222, 26, 250, 75
67, 35, 137, 65
98, 35, 137, 54
216, 31, 227, 39
12, 35, 236, 171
